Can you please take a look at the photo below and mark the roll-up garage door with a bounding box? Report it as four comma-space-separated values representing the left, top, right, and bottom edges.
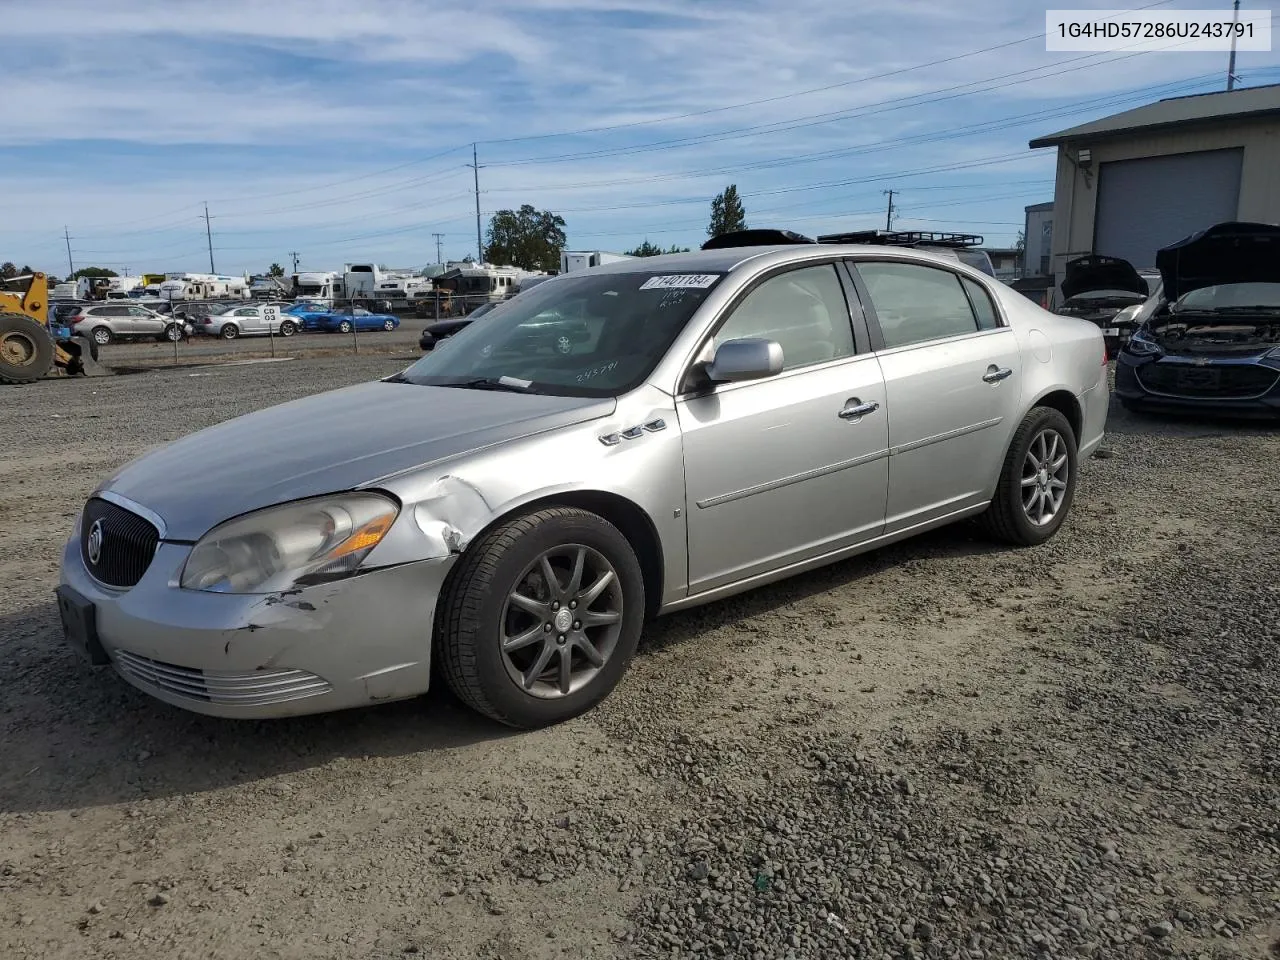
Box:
1093, 148, 1242, 268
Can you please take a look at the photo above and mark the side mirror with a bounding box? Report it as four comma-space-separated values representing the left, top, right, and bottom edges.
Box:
704, 338, 784, 383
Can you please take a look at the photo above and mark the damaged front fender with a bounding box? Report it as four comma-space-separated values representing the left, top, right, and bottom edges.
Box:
364, 474, 495, 566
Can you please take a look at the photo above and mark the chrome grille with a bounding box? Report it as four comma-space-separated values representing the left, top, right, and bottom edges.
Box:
80, 497, 159, 588
114, 651, 331, 707
1137, 362, 1279, 400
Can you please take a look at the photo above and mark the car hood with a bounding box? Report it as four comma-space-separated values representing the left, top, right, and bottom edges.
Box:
1061, 254, 1149, 300
1157, 221, 1280, 302
100, 380, 616, 540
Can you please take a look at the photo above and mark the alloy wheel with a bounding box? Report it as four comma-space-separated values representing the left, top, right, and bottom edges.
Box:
500, 544, 624, 699
1021, 428, 1069, 526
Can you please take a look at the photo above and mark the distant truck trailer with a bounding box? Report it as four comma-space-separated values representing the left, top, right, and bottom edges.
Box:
559, 250, 635, 273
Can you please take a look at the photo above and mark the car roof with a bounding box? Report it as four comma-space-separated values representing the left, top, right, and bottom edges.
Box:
580, 243, 992, 278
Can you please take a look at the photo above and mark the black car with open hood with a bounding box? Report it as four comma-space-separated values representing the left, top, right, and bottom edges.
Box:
1155, 221, 1280, 303
1057, 254, 1157, 352
1114, 221, 1280, 418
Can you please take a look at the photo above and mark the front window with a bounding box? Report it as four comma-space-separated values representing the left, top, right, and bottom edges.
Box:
397, 271, 725, 397
1173, 283, 1280, 313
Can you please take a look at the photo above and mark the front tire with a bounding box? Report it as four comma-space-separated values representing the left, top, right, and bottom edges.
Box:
279, 320, 296, 337
163, 323, 183, 342
382, 318, 395, 331
978, 407, 1078, 547
435, 507, 645, 728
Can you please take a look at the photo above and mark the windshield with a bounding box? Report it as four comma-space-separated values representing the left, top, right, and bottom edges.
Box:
1174, 282, 1280, 312
397, 270, 724, 397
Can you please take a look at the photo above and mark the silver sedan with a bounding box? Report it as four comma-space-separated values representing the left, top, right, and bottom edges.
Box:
58, 244, 1108, 727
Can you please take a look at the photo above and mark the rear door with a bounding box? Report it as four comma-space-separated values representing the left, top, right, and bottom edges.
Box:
848, 260, 1022, 533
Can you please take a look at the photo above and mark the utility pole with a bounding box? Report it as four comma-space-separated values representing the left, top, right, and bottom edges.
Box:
203, 202, 216, 273
64, 226, 74, 277
1226, 0, 1241, 90
432, 232, 445, 264
883, 190, 896, 231
289, 251, 300, 273
468, 144, 484, 263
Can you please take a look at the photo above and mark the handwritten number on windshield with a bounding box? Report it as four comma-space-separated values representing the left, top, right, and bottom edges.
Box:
576, 360, 619, 383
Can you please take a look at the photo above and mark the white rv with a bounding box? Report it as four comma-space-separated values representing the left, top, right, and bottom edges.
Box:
158, 273, 251, 302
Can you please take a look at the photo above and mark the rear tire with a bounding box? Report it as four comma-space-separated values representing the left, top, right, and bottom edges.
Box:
219, 324, 238, 340
338, 320, 353, 334
91, 326, 113, 345
435, 507, 645, 728
977, 407, 1078, 547
0, 313, 55, 384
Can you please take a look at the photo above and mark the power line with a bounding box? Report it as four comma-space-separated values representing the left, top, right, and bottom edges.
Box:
476, 0, 1178, 147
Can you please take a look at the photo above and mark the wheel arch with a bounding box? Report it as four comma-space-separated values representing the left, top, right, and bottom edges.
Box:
1026, 386, 1082, 441
462, 489, 666, 621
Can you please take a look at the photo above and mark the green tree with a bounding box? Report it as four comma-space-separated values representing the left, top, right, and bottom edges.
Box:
70, 266, 119, 279
624, 240, 691, 257
0, 262, 16, 280
485, 205, 567, 273
268, 263, 285, 277
1015, 230, 1026, 255
707, 184, 747, 239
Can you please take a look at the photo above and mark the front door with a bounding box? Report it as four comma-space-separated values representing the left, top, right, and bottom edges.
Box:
677, 263, 889, 595
850, 260, 1023, 532
235, 307, 263, 334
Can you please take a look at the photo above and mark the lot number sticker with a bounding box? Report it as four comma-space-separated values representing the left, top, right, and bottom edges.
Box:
263, 305, 279, 327
639, 274, 720, 290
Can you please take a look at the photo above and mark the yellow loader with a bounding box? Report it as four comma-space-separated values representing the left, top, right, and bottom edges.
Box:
0, 272, 104, 384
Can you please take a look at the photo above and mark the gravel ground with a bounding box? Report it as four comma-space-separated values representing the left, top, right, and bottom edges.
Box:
1, 359, 1277, 960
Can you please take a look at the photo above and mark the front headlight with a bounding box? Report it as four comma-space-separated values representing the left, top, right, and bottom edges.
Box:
1113, 305, 1140, 325
180, 493, 400, 594
1125, 329, 1162, 357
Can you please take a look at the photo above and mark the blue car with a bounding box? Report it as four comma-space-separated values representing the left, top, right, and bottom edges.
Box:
1115, 221, 1280, 418
310, 306, 401, 334
285, 301, 332, 329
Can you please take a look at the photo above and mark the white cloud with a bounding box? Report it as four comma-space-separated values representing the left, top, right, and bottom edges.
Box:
2, 0, 1274, 268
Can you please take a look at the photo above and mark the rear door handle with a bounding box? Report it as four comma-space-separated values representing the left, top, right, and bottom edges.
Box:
982, 366, 1013, 383
838, 399, 879, 420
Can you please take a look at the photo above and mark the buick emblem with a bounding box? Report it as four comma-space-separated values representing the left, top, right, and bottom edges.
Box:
86, 519, 105, 566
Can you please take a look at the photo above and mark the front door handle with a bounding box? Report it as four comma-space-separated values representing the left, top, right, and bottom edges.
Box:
983, 366, 1013, 383
838, 399, 879, 420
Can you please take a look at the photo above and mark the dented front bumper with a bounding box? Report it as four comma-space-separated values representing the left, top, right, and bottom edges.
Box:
59, 537, 455, 718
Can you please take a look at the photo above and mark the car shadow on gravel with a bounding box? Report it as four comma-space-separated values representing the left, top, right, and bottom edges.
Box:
0, 601, 515, 815
639, 524, 1009, 654
1104, 403, 1280, 438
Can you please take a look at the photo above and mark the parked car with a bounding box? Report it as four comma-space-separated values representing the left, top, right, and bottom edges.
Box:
57, 245, 1107, 727
1115, 221, 1280, 417
419, 301, 498, 351
192, 304, 298, 339
310, 306, 399, 334
1055, 255, 1159, 354
67, 303, 187, 345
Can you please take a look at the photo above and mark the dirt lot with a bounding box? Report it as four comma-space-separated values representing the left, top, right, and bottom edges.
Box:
1, 356, 1277, 960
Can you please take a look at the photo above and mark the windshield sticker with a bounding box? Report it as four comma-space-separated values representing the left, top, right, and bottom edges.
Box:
639, 274, 720, 290
575, 360, 619, 383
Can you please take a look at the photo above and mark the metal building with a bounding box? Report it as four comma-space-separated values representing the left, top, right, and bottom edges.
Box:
1030, 83, 1280, 295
